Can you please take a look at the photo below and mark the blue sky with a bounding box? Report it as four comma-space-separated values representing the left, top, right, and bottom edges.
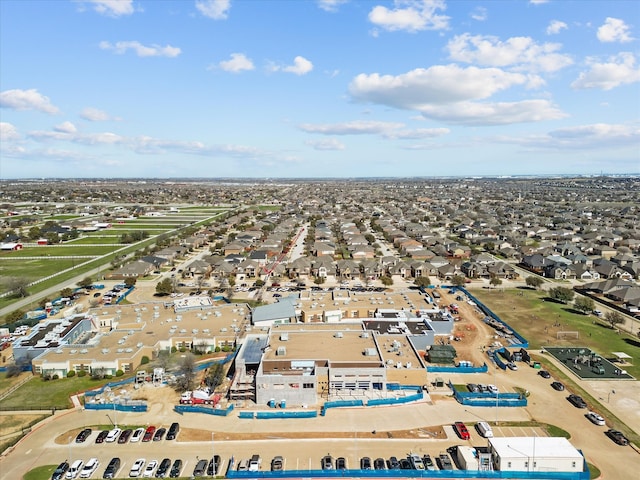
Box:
1, 0, 638, 179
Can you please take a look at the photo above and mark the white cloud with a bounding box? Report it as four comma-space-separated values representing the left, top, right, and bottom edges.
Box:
349, 64, 529, 109
317, 0, 348, 12
571, 52, 640, 90
99, 40, 181, 57
196, 0, 230, 20
446, 33, 573, 73
470, 7, 487, 22
546, 20, 568, 35
284, 56, 314, 75
382, 127, 450, 139
299, 120, 404, 135
0, 88, 60, 114
418, 99, 567, 125
368, 0, 449, 33
511, 123, 640, 150
218, 53, 255, 73
597, 17, 633, 43
529, 0, 549, 5
305, 138, 346, 150
84, 0, 134, 17
0, 122, 20, 141
81, 107, 117, 121
54, 121, 77, 134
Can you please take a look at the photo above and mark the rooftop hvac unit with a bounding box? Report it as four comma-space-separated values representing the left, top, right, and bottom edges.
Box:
360, 331, 369, 338
80, 349, 88, 354
276, 346, 287, 356
280, 333, 289, 341
363, 348, 377, 356
334, 332, 343, 338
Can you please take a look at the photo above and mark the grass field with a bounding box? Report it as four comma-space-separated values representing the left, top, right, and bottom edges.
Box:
65, 237, 125, 245
0, 258, 79, 284
471, 288, 640, 379
0, 245, 119, 257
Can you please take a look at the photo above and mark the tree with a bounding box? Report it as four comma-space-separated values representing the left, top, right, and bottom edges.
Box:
451, 275, 466, 287
574, 296, 595, 314
28, 226, 41, 240
414, 276, 431, 288
78, 277, 93, 288
6, 277, 29, 298
60, 287, 73, 298
254, 278, 265, 287
204, 362, 226, 391
314, 276, 325, 285
380, 275, 393, 286
156, 278, 174, 295
124, 277, 137, 288
605, 311, 625, 329
526, 276, 544, 289
549, 286, 574, 304
489, 277, 503, 288
175, 353, 196, 392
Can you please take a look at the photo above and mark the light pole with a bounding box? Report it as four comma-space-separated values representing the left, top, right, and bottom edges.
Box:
608, 389, 616, 403
506, 444, 530, 472
211, 432, 215, 474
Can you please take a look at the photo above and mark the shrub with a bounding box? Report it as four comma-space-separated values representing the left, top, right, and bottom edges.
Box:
215, 346, 221, 353
67, 370, 76, 378
141, 356, 150, 365
115, 369, 124, 377
78, 370, 87, 377
171, 346, 177, 353
52, 374, 59, 380
179, 347, 186, 353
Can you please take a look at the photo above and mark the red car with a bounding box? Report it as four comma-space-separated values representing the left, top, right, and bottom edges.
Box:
454, 421, 471, 440
142, 425, 156, 442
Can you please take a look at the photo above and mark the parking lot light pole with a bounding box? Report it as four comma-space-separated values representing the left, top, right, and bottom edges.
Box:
608, 389, 615, 402
212, 432, 215, 469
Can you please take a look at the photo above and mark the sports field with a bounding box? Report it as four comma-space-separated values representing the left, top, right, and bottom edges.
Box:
543, 346, 634, 380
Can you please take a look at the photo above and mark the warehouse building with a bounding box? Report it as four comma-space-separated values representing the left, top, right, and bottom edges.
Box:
489, 437, 585, 474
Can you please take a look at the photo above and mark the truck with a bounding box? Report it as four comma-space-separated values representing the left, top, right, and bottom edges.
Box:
179, 390, 220, 405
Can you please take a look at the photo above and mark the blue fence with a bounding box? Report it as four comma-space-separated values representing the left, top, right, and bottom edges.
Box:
458, 287, 528, 348
194, 352, 236, 371
450, 381, 527, 407
367, 392, 423, 406
256, 410, 317, 419
84, 402, 147, 412
227, 467, 588, 479
0, 364, 32, 373
174, 404, 234, 416
84, 377, 135, 397
387, 383, 422, 391
427, 363, 489, 373
321, 399, 364, 416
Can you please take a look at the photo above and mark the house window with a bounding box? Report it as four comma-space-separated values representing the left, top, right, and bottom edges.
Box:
524, 461, 528, 468
303, 383, 314, 389
572, 462, 576, 468
507, 462, 511, 468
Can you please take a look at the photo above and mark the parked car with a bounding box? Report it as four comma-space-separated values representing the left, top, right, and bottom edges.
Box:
166, 423, 179, 440
422, 455, 436, 471
374, 458, 386, 470
155, 458, 171, 478
437, 454, 453, 470
52, 461, 69, 480
476, 421, 494, 438
605, 429, 629, 446
388, 457, 400, 470
466, 383, 480, 393
168, 459, 182, 478
102, 457, 120, 479
408, 454, 425, 470
399, 458, 412, 470
75, 428, 91, 443
321, 455, 334, 470
79, 458, 99, 478
336, 457, 347, 470
118, 429, 132, 444
130, 428, 144, 443
153, 428, 166, 442
454, 421, 471, 440
129, 459, 145, 478
192, 459, 207, 477
360, 457, 372, 470
538, 370, 551, 379
142, 460, 158, 478
271, 456, 284, 471
586, 412, 606, 426
66, 460, 83, 479
207, 455, 221, 475
567, 394, 587, 408
487, 384, 499, 394
142, 426, 156, 442
551, 381, 565, 391
507, 362, 518, 371
105, 428, 121, 443
95, 430, 109, 444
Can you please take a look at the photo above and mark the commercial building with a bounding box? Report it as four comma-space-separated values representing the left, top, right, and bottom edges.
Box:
489, 437, 585, 474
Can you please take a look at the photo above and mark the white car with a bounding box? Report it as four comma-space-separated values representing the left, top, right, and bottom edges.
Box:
487, 384, 499, 394
105, 427, 121, 443
586, 411, 606, 426
130, 427, 144, 443
79, 458, 99, 478
142, 460, 157, 477
129, 459, 145, 478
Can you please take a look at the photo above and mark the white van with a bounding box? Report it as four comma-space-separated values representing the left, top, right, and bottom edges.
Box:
476, 421, 494, 438
65, 459, 84, 479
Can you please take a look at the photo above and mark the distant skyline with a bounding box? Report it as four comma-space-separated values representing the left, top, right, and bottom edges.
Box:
1, 0, 639, 179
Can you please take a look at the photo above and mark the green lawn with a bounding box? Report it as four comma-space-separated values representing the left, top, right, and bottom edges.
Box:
65, 237, 125, 245
0, 245, 119, 257
472, 288, 639, 379
0, 375, 115, 410
0, 258, 78, 284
